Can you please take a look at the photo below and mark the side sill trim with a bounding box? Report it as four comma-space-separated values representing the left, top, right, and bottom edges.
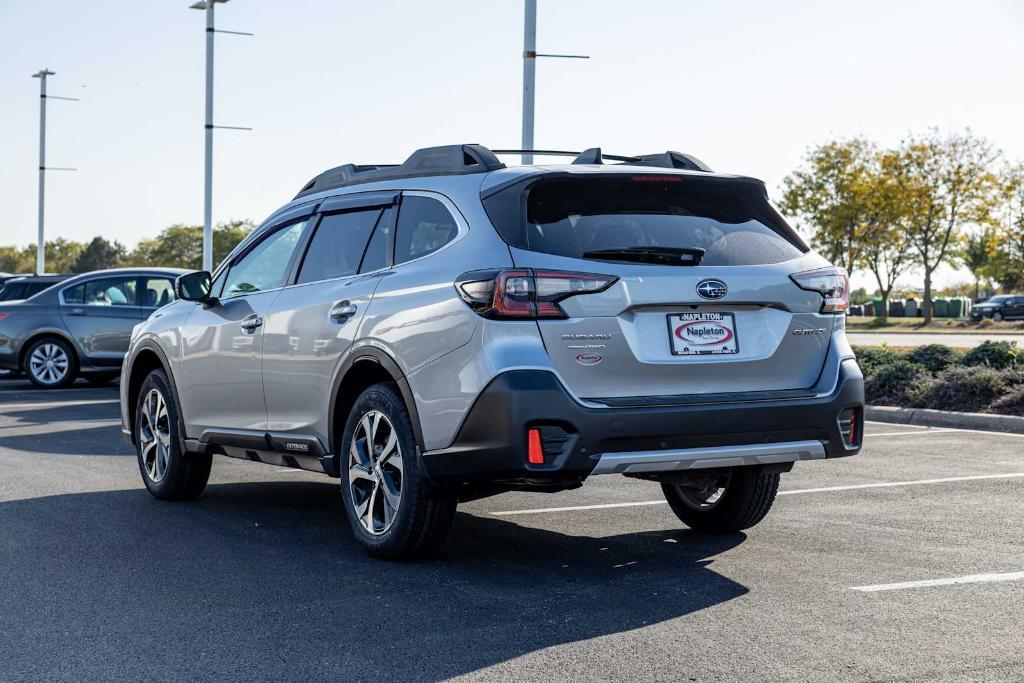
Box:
591, 440, 826, 475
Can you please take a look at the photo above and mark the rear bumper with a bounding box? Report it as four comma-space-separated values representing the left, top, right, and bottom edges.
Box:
420, 358, 864, 488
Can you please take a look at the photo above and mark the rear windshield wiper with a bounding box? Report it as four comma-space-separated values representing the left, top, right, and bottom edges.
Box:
581, 246, 705, 266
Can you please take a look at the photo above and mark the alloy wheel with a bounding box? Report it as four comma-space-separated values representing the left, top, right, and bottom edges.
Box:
139, 388, 172, 483
348, 410, 404, 535
29, 343, 69, 385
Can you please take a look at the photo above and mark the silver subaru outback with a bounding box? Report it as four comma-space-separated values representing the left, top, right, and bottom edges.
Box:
120, 144, 863, 560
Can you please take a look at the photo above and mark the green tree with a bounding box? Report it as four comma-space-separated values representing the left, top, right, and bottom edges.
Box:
960, 225, 996, 301
859, 150, 917, 315
987, 164, 1024, 291
71, 236, 127, 273
127, 220, 254, 270
891, 130, 1001, 323
779, 138, 876, 272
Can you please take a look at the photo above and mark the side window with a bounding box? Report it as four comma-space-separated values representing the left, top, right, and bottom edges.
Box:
359, 207, 393, 273
222, 220, 306, 298
141, 278, 176, 308
297, 209, 382, 284
63, 284, 84, 304
79, 277, 138, 306
394, 196, 458, 264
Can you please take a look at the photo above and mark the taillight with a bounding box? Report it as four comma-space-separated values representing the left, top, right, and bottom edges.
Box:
0, 313, 9, 322
456, 269, 617, 320
790, 267, 849, 314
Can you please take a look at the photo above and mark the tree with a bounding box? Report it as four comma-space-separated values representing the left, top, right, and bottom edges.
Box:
779, 139, 876, 272
859, 150, 917, 315
960, 225, 996, 301
987, 164, 1024, 291
71, 237, 126, 273
126, 220, 253, 270
892, 130, 1001, 323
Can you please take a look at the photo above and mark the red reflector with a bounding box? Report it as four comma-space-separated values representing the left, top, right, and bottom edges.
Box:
527, 428, 544, 464
0, 313, 8, 321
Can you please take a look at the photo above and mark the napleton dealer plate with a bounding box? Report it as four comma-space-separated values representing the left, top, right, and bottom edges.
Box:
667, 312, 739, 355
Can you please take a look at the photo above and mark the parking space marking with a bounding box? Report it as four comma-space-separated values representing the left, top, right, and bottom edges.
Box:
865, 420, 1024, 439
851, 571, 1024, 593
0, 399, 119, 412
489, 472, 1024, 516
867, 429, 959, 437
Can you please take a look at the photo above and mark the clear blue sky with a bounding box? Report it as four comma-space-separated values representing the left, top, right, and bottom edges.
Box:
2, 0, 1022, 286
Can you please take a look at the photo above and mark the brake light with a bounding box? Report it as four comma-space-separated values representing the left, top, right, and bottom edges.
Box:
456, 269, 617, 320
790, 267, 849, 314
0, 313, 9, 322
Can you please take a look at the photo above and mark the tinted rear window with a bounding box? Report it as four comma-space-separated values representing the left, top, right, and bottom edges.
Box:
486, 176, 806, 266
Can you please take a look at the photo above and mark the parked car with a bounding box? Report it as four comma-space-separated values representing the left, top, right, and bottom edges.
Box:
0, 268, 186, 387
120, 144, 864, 559
0, 274, 70, 302
970, 294, 1024, 322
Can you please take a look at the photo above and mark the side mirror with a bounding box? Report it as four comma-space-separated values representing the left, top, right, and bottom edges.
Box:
175, 271, 215, 305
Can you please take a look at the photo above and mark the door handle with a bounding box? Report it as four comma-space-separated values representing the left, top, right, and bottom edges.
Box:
329, 301, 357, 322
68, 308, 85, 316
240, 315, 264, 331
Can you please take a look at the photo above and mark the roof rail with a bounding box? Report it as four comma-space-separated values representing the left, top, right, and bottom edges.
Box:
293, 144, 505, 199
491, 148, 641, 164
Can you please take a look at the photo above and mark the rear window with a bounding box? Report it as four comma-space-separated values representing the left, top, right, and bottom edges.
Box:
485, 176, 807, 266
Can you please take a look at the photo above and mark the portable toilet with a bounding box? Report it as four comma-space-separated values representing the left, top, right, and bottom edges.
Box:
873, 297, 886, 318
889, 300, 905, 317
905, 298, 919, 317
948, 298, 963, 318
933, 298, 949, 318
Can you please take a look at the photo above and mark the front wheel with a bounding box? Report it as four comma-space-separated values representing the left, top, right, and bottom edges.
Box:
340, 383, 456, 560
135, 369, 211, 500
662, 467, 780, 533
993, 311, 1004, 322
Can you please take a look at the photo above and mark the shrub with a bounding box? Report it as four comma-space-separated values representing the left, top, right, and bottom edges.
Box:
908, 366, 1007, 412
865, 359, 925, 403
978, 318, 994, 328
906, 344, 959, 372
855, 345, 901, 377
990, 385, 1024, 416
962, 340, 1021, 370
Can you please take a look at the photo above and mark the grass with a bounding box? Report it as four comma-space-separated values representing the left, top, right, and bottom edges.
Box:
846, 316, 1024, 334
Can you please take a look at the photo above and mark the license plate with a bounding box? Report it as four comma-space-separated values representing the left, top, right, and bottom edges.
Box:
667, 312, 739, 355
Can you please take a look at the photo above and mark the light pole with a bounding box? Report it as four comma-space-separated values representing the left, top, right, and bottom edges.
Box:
520, 0, 589, 165
31, 68, 77, 275
189, 0, 251, 272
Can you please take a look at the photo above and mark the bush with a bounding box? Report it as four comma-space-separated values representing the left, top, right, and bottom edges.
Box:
855, 345, 902, 377
991, 385, 1024, 416
978, 318, 994, 328
962, 340, 1021, 370
907, 344, 960, 372
908, 366, 1008, 412
865, 359, 925, 403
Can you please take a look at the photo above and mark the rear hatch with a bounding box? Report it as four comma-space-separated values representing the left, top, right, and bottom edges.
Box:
482, 172, 839, 402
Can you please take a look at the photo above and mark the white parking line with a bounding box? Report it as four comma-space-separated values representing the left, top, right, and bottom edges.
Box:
0, 400, 118, 411
867, 429, 959, 437
489, 472, 1024, 516
851, 571, 1024, 592
865, 420, 1024, 439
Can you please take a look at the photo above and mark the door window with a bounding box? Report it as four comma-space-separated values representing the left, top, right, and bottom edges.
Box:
394, 196, 459, 264
222, 221, 307, 298
64, 277, 138, 306
141, 278, 176, 308
297, 209, 382, 284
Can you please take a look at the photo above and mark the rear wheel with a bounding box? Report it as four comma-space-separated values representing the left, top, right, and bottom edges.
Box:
662, 467, 780, 533
24, 337, 78, 388
340, 383, 456, 560
135, 369, 211, 500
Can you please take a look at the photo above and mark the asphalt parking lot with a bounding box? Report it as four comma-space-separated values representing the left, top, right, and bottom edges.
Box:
1, 378, 1023, 682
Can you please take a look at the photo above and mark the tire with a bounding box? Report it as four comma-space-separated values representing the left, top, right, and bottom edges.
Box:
23, 337, 78, 388
662, 467, 780, 533
84, 372, 119, 386
993, 312, 1004, 322
134, 369, 211, 500
340, 383, 456, 560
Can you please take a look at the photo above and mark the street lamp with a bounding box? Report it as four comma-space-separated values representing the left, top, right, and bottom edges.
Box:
189, 0, 251, 272
520, 0, 589, 165
31, 68, 78, 275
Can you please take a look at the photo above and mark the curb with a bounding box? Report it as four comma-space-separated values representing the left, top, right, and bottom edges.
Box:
865, 405, 1024, 435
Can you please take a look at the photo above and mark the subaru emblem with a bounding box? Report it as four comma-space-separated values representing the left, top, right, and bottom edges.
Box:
696, 279, 727, 300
